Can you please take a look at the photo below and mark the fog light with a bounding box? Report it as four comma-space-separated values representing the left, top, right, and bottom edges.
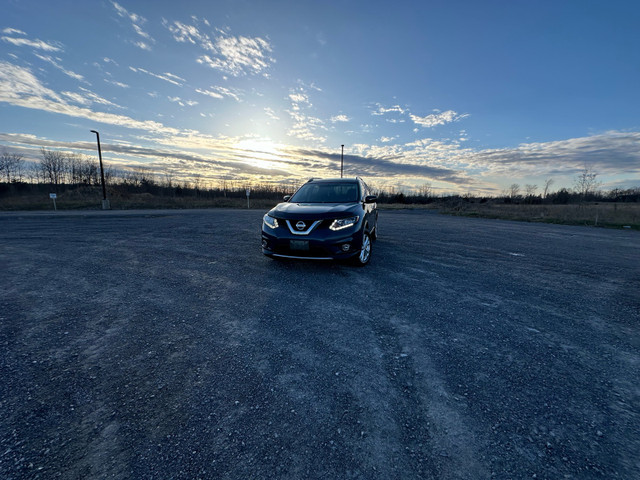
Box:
341, 243, 351, 252
262, 239, 268, 248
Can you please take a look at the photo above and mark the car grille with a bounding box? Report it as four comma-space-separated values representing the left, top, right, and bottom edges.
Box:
283, 219, 324, 235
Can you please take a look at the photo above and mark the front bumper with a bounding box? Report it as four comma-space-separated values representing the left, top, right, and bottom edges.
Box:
261, 227, 362, 260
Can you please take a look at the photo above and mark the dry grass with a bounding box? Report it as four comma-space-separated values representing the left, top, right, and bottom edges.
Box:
438, 202, 640, 229
0, 190, 280, 211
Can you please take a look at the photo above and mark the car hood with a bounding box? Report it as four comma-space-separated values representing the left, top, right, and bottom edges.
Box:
269, 202, 360, 220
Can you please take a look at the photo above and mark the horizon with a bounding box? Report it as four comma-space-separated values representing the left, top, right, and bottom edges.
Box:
1, 0, 639, 195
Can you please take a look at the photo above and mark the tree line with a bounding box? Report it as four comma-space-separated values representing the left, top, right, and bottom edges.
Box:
1, 148, 638, 204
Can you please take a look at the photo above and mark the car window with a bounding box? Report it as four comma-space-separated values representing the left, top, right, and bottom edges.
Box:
290, 183, 359, 203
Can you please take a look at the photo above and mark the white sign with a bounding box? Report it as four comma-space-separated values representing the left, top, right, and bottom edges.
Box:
49, 193, 57, 199
246, 188, 251, 197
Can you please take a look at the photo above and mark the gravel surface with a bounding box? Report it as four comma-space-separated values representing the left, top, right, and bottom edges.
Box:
1, 208, 638, 479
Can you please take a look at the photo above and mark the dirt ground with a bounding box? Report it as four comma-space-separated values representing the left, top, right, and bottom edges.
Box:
1, 209, 638, 479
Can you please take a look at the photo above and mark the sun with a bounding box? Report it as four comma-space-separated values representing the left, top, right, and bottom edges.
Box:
234, 138, 287, 171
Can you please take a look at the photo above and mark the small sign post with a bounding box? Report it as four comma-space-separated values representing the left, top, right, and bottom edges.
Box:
49, 193, 57, 211
246, 188, 251, 209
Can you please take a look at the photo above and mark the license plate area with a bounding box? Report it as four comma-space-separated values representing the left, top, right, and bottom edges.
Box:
290, 239, 309, 251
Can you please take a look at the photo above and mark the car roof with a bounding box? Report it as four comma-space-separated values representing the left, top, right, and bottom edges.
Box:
306, 177, 360, 183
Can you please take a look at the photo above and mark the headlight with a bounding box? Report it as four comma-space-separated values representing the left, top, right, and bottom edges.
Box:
330, 215, 359, 231
263, 214, 278, 229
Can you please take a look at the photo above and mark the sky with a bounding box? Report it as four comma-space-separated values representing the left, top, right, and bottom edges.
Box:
1, 0, 639, 195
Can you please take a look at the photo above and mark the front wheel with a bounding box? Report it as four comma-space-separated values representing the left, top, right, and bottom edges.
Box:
351, 231, 372, 266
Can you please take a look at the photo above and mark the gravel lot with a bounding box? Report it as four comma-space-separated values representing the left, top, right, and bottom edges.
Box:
1, 208, 638, 479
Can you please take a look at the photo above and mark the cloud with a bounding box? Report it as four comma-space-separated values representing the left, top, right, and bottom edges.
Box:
0, 61, 186, 136
129, 66, 185, 86
167, 96, 199, 107
197, 34, 274, 76
34, 53, 86, 82
163, 18, 274, 77
293, 146, 469, 184
59, 88, 122, 109
1, 34, 61, 52
264, 108, 279, 120
410, 110, 469, 128
372, 104, 405, 116
164, 20, 215, 50
468, 132, 640, 178
2, 28, 26, 35
331, 114, 350, 123
195, 86, 241, 102
286, 87, 326, 143
111, 1, 155, 50
134, 41, 152, 51
105, 79, 129, 88
288, 92, 309, 105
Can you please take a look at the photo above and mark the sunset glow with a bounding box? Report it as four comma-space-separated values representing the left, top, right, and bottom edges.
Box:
1, 1, 639, 194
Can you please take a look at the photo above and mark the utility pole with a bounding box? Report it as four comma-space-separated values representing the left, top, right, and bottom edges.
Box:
90, 130, 110, 210
341, 144, 344, 178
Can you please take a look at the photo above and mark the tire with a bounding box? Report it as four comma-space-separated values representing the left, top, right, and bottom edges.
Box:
351, 231, 372, 266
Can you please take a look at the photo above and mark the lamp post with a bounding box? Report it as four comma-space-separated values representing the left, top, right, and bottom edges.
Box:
341, 144, 344, 178
90, 130, 110, 210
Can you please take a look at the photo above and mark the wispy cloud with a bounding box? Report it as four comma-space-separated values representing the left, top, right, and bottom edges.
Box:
372, 104, 405, 116
410, 110, 469, 128
288, 92, 310, 106
128, 66, 185, 86
331, 114, 350, 123
293, 146, 469, 184
467, 132, 640, 178
1, 31, 62, 52
197, 35, 274, 77
164, 20, 215, 50
167, 96, 199, 107
264, 107, 280, 120
105, 79, 129, 88
34, 53, 86, 82
111, 1, 154, 50
164, 18, 274, 77
59, 87, 122, 109
2, 28, 26, 35
286, 87, 326, 143
0, 61, 185, 136
195, 86, 241, 102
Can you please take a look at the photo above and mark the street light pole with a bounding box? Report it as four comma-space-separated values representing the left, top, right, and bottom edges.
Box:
90, 130, 110, 209
341, 144, 344, 178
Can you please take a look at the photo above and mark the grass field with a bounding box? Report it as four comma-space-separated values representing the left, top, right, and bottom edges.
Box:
434, 202, 640, 229
0, 190, 279, 211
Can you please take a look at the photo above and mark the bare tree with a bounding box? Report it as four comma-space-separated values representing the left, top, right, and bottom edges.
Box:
509, 183, 521, 199
574, 165, 600, 197
0, 150, 10, 182
543, 178, 554, 199
525, 184, 538, 197
419, 182, 432, 198
39, 148, 67, 186
0, 150, 25, 183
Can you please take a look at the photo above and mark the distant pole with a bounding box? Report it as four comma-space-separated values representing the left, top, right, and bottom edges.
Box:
90, 130, 110, 209
341, 144, 344, 178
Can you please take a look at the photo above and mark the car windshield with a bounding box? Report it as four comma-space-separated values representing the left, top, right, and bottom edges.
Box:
289, 182, 359, 203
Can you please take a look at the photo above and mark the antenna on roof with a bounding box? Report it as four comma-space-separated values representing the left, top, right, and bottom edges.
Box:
341, 144, 344, 178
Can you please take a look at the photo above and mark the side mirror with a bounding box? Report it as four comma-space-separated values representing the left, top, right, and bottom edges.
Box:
283, 195, 291, 202
364, 195, 377, 204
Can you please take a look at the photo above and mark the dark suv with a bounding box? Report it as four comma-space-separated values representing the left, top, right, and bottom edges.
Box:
261, 177, 378, 265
